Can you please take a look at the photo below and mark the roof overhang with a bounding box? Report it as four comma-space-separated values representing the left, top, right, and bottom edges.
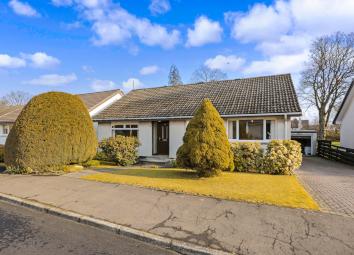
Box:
93, 112, 303, 122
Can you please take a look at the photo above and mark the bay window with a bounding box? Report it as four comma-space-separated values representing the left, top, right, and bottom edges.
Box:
230, 119, 274, 141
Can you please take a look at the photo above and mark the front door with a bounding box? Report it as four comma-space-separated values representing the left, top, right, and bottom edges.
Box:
156, 121, 169, 155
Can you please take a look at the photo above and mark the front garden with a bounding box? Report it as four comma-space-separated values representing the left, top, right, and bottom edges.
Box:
82, 167, 318, 210
0, 95, 318, 210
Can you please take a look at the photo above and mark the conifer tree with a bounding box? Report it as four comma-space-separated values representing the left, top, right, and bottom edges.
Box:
177, 99, 234, 177
168, 65, 183, 86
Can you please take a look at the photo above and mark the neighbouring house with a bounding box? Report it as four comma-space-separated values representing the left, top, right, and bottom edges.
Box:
333, 80, 354, 149
0, 89, 124, 145
93, 74, 302, 159
291, 118, 317, 156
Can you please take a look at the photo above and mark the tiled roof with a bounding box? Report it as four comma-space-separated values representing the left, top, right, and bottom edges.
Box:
94, 74, 301, 120
0, 105, 23, 123
0, 89, 123, 123
77, 89, 123, 111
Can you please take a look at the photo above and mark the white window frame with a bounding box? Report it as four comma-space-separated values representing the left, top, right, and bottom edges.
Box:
228, 118, 276, 143
111, 123, 139, 138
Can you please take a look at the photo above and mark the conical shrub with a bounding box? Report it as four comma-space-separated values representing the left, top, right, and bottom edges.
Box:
5, 92, 97, 173
176, 99, 234, 177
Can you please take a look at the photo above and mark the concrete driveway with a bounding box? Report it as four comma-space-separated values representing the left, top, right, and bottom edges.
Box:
297, 157, 354, 217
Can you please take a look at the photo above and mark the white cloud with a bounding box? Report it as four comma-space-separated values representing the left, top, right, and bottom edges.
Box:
92, 21, 132, 46
0, 54, 26, 68
140, 65, 159, 75
122, 78, 143, 92
186, 16, 223, 47
226, 1, 291, 43
243, 51, 308, 76
9, 0, 40, 17
90, 79, 115, 91
25, 73, 77, 86
54, 1, 180, 49
227, 0, 354, 56
149, 0, 170, 15
21, 52, 60, 68
52, 0, 73, 6
204, 55, 245, 72
225, 0, 354, 85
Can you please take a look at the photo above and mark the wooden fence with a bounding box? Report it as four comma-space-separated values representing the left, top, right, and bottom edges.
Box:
317, 140, 354, 165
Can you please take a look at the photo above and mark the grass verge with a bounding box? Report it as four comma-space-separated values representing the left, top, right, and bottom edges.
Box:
82, 167, 319, 210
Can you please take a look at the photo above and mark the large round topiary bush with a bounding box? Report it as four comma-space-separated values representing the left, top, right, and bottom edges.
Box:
176, 98, 234, 177
4, 92, 98, 173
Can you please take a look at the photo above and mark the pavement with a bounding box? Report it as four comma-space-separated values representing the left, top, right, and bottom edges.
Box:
0, 200, 178, 255
297, 157, 354, 217
0, 167, 354, 255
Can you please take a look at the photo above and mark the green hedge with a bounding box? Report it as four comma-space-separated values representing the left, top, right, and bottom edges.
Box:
176, 99, 234, 177
263, 140, 302, 175
99, 135, 139, 166
231, 142, 263, 173
5, 92, 98, 173
231, 140, 302, 175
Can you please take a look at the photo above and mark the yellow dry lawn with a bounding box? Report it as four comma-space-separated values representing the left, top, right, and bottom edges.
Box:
82, 167, 319, 210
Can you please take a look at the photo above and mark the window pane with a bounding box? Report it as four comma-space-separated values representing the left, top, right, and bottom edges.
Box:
131, 125, 138, 129
114, 130, 130, 136
239, 120, 263, 140
113, 125, 124, 129
266, 120, 272, 139
232, 121, 237, 139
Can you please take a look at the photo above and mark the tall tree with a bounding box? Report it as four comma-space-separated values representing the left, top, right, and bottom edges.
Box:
191, 66, 227, 83
2, 91, 32, 106
168, 65, 183, 86
300, 32, 354, 140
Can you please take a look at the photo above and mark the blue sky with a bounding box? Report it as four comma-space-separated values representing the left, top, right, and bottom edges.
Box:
1, 0, 354, 105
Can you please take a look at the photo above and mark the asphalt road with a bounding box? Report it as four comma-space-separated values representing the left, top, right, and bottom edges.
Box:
0, 201, 178, 255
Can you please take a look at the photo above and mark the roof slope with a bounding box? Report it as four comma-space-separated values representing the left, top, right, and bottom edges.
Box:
77, 89, 123, 112
94, 74, 301, 120
0, 89, 123, 123
0, 105, 23, 123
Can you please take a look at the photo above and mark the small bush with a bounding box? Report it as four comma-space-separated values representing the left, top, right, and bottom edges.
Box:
94, 151, 109, 161
231, 142, 263, 173
176, 99, 234, 177
263, 140, 302, 175
99, 135, 139, 166
0, 145, 4, 163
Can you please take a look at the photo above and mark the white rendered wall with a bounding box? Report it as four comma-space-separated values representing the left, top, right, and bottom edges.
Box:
340, 99, 354, 149
169, 120, 187, 158
138, 121, 152, 157
96, 122, 112, 141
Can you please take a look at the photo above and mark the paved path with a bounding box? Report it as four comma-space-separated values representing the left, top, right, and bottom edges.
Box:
0, 174, 354, 255
297, 157, 354, 217
0, 200, 177, 255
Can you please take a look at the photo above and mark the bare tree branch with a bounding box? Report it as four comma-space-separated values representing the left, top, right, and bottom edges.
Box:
191, 66, 227, 83
300, 32, 354, 140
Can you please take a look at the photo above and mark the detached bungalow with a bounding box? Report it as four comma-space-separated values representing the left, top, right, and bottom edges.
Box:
93, 74, 302, 159
0, 89, 123, 145
333, 80, 354, 149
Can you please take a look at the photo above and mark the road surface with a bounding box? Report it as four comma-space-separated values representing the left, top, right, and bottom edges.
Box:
0, 201, 178, 255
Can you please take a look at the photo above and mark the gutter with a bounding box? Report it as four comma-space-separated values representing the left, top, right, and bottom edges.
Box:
93, 112, 303, 122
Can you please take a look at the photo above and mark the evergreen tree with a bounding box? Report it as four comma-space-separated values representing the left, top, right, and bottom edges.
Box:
168, 65, 183, 86
176, 99, 234, 177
